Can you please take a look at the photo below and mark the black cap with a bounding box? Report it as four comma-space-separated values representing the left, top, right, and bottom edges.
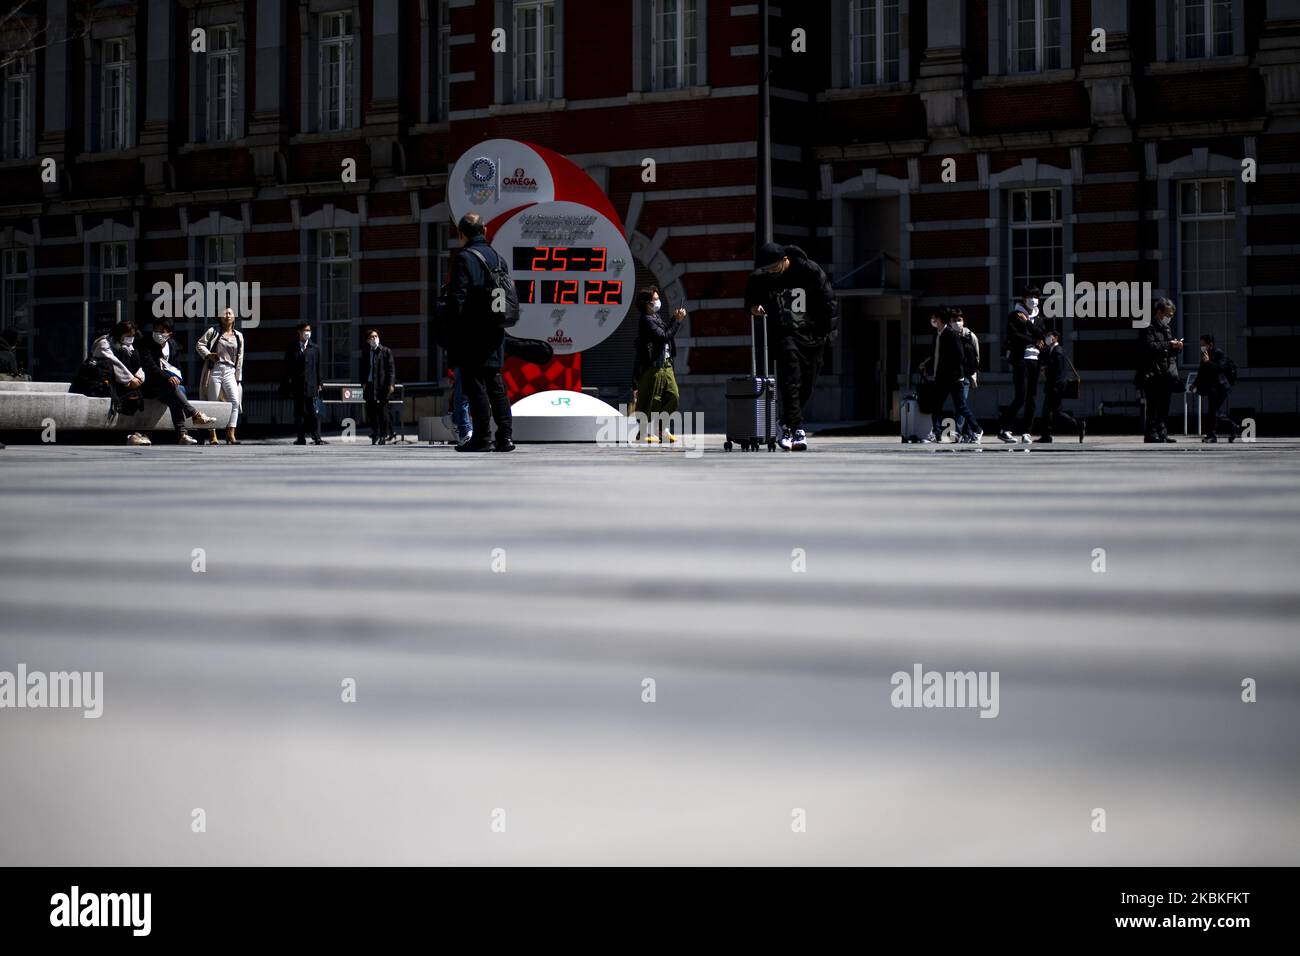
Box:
755, 241, 786, 269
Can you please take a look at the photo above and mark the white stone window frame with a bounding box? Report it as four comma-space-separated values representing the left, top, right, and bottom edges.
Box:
651, 0, 700, 92
316, 226, 356, 381
101, 38, 131, 151
188, 6, 247, 146
1, 53, 35, 161
99, 240, 131, 308
849, 0, 902, 87
986, 0, 1071, 78
300, 0, 363, 135
511, 0, 557, 103
631, 0, 705, 94
1155, 0, 1244, 62
2, 245, 31, 331
1175, 177, 1239, 365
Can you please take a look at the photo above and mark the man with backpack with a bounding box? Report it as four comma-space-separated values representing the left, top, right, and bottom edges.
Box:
1034, 328, 1082, 443
951, 308, 982, 442
445, 212, 515, 453
744, 241, 839, 451
1191, 333, 1242, 443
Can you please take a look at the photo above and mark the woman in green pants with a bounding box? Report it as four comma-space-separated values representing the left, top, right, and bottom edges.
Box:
632, 286, 685, 443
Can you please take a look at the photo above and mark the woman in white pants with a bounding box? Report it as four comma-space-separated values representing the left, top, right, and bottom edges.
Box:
196, 307, 245, 444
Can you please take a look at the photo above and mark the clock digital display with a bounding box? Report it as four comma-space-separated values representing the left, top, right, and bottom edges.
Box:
514, 279, 623, 306
511, 246, 608, 272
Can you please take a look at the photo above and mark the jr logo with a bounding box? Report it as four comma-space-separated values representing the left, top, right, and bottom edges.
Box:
551, 396, 571, 406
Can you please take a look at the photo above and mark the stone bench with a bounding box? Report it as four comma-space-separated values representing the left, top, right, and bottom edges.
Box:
0, 381, 233, 432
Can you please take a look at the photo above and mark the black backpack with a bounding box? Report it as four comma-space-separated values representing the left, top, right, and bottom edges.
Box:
466, 247, 521, 330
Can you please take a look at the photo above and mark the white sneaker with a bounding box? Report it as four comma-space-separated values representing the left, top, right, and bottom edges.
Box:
127, 432, 151, 445
791, 428, 808, 451
778, 428, 793, 451
1020, 433, 1034, 443
997, 430, 1017, 443
177, 432, 198, 445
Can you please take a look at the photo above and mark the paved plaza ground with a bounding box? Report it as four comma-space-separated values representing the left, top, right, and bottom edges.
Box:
1, 436, 1298, 864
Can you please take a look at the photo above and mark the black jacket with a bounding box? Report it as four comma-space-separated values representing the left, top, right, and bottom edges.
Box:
1136, 320, 1181, 387
446, 235, 506, 369
282, 340, 323, 397
0, 343, 18, 376
1004, 307, 1045, 364
1195, 347, 1232, 396
632, 308, 680, 383
365, 344, 397, 395
743, 245, 839, 347
138, 334, 185, 386
1041, 342, 1070, 392
932, 325, 966, 387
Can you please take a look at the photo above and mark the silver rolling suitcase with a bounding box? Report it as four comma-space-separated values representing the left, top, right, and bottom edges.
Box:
724, 313, 778, 452
900, 373, 933, 443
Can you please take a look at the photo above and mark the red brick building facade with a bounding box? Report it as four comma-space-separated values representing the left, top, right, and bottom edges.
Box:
1, 0, 1298, 427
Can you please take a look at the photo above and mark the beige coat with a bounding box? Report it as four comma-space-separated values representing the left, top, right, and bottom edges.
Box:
196, 326, 245, 406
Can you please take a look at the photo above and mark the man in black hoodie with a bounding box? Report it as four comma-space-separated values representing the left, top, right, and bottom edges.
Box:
743, 241, 839, 451
446, 213, 513, 452
1135, 297, 1183, 443
1191, 333, 1241, 443
1034, 328, 1081, 443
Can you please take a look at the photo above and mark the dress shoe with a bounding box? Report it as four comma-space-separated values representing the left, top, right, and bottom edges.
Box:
494, 439, 516, 452
455, 438, 493, 452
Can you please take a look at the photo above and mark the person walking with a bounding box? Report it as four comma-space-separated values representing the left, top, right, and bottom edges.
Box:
445, 213, 513, 453
1034, 328, 1082, 443
364, 328, 397, 444
928, 308, 982, 443
631, 286, 685, 444
996, 286, 1046, 443
951, 309, 983, 442
1135, 297, 1183, 443
196, 307, 245, 444
282, 321, 325, 445
1191, 333, 1241, 442
743, 241, 839, 451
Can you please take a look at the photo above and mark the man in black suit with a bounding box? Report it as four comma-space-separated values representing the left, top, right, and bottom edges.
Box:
363, 328, 397, 444
282, 321, 325, 445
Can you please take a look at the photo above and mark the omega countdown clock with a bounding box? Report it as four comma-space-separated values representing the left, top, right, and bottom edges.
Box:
488, 200, 633, 354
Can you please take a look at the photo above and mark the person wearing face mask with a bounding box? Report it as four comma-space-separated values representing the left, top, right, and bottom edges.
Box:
995, 285, 1046, 443
1190, 333, 1241, 443
1135, 297, 1183, 443
281, 321, 325, 445
197, 307, 245, 444
743, 241, 840, 451
1033, 328, 1082, 443
90, 320, 147, 444
631, 286, 685, 443
363, 328, 397, 445
138, 318, 216, 444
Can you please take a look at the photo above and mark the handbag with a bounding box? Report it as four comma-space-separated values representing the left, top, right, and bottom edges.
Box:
1063, 353, 1082, 400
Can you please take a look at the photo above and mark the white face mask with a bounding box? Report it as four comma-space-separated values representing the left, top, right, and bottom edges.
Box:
369, 339, 379, 349
119, 336, 135, 347
649, 298, 661, 313
300, 331, 311, 343
1027, 297, 1040, 311
152, 331, 168, 344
